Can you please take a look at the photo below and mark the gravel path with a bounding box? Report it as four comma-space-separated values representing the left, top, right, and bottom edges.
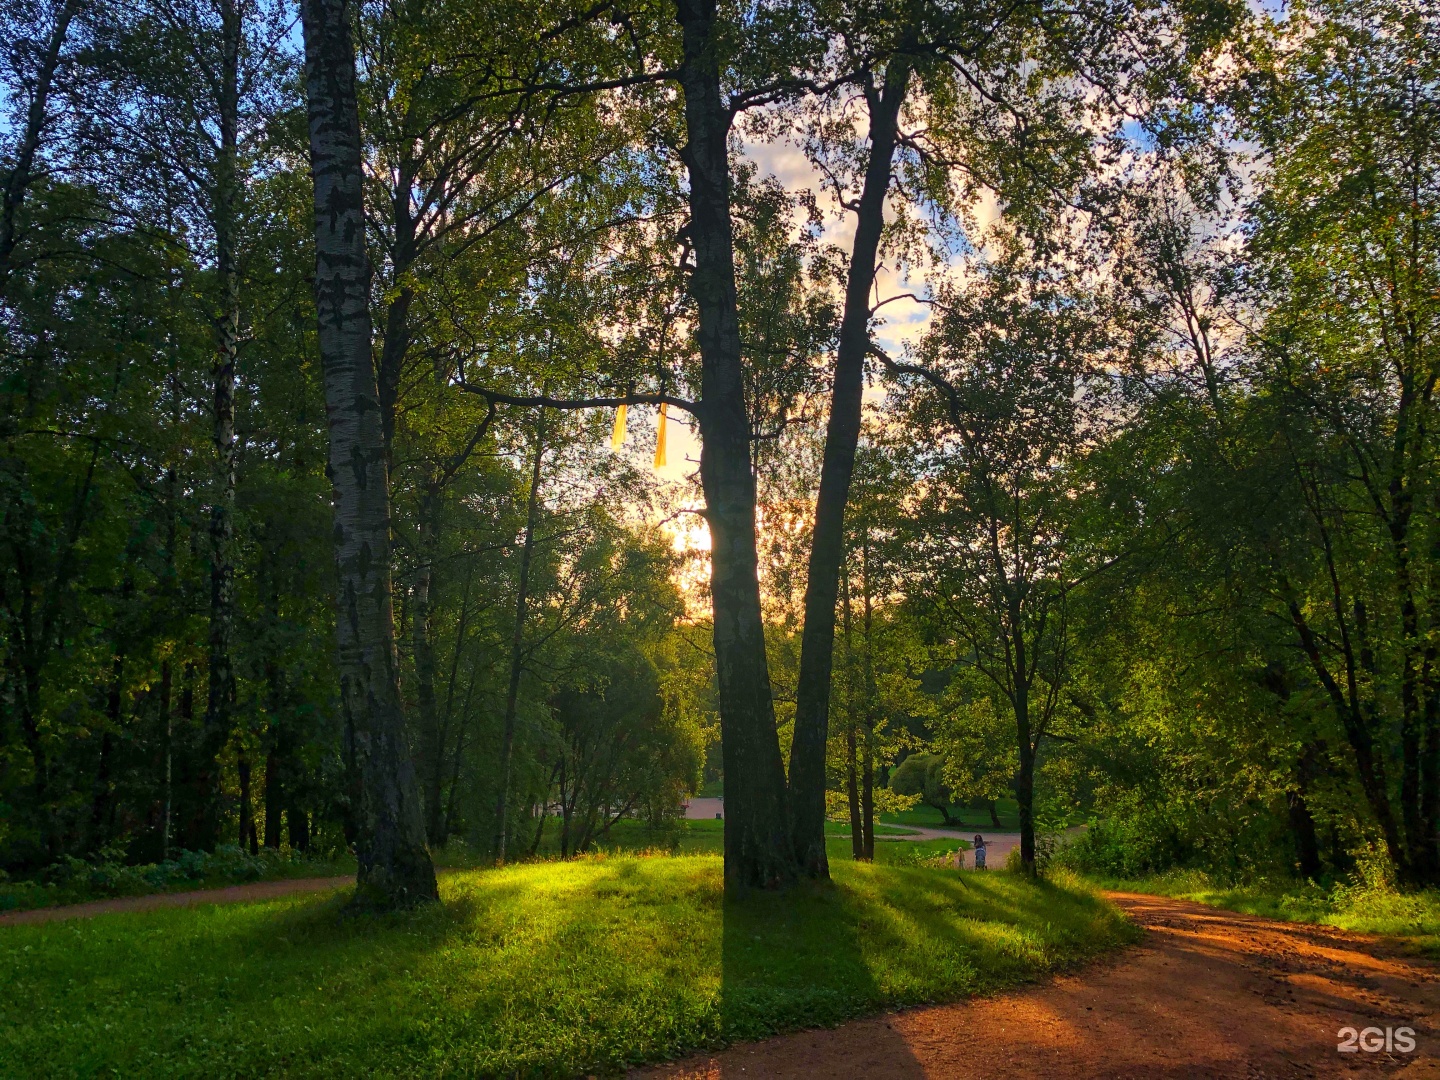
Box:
639, 892, 1440, 1078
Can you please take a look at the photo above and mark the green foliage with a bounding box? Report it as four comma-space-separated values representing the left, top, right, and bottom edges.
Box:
889, 752, 954, 822
0, 856, 1135, 1077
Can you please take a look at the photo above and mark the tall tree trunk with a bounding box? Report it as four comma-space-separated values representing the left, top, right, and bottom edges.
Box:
376, 179, 414, 469
178, 662, 201, 848
675, 0, 796, 894
443, 660, 479, 839
1015, 737, 1035, 872
492, 410, 546, 861
842, 563, 862, 859
0, 0, 79, 298
198, 0, 241, 850
413, 484, 446, 845
262, 560, 285, 850
90, 648, 123, 846
237, 750, 257, 853
1014, 634, 1036, 874
559, 759, 572, 858
264, 748, 283, 849
427, 561, 473, 843
159, 350, 181, 862
298, 0, 437, 910
860, 536, 876, 861
789, 57, 913, 878
159, 659, 173, 860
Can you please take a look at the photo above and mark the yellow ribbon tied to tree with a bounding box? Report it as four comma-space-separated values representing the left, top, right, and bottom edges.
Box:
654, 402, 667, 468
611, 403, 627, 450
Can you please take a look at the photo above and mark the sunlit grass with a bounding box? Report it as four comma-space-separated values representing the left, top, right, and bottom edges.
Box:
1093, 869, 1440, 957
0, 855, 1135, 1078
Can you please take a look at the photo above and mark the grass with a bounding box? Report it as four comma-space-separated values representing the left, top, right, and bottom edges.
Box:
1, 819, 945, 917
1090, 869, 1440, 957
0, 856, 1135, 1078
881, 800, 1021, 831
524, 817, 947, 863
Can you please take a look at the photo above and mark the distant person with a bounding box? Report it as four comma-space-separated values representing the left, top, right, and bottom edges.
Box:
973, 834, 987, 870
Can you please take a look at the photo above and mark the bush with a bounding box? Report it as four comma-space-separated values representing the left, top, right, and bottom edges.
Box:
1051, 816, 1177, 879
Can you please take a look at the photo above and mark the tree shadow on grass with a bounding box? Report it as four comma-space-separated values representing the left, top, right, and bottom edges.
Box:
718, 877, 928, 1076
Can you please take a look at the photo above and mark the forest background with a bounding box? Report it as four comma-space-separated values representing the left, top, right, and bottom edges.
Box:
1, 0, 1437, 906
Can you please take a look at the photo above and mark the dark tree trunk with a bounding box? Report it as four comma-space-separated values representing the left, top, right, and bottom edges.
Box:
262, 558, 285, 850
159, 660, 173, 860
264, 749, 283, 849
376, 186, 414, 469
198, 0, 241, 851
676, 0, 796, 895
90, 649, 123, 845
559, 759, 573, 858
860, 539, 876, 861
492, 409, 546, 862
1015, 698, 1037, 874
789, 57, 913, 878
298, 0, 437, 910
843, 563, 862, 859
1287, 788, 1322, 880
159, 357, 181, 862
412, 485, 445, 844
0, 0, 78, 297
987, 800, 1001, 829
237, 750, 258, 854
288, 802, 310, 851
177, 662, 202, 849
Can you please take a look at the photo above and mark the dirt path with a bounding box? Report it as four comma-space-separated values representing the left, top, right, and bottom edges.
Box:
0, 875, 353, 926
640, 892, 1440, 1079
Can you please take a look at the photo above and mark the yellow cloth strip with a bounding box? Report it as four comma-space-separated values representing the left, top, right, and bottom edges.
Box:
610, 403, 628, 450
654, 402, 667, 468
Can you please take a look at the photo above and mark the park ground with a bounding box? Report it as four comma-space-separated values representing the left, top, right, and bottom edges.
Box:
0, 853, 1130, 1077
3, 815, 1439, 1077
643, 891, 1440, 1079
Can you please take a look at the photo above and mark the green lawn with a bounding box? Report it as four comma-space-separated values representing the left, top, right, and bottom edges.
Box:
1091, 870, 1440, 957
522, 817, 945, 863
0, 856, 1135, 1078
881, 800, 1022, 831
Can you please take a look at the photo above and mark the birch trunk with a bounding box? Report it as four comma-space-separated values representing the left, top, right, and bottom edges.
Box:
492, 409, 546, 861
298, 0, 436, 909
197, 0, 240, 849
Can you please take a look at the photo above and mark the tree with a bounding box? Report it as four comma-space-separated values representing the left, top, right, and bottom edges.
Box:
890, 752, 954, 823
893, 244, 1119, 872
0, 0, 81, 298
1237, 0, 1440, 885
297, 0, 436, 909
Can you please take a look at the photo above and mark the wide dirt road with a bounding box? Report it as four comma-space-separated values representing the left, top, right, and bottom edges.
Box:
641, 892, 1440, 1079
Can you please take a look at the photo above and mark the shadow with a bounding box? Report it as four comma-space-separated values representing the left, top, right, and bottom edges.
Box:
701, 877, 928, 1078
